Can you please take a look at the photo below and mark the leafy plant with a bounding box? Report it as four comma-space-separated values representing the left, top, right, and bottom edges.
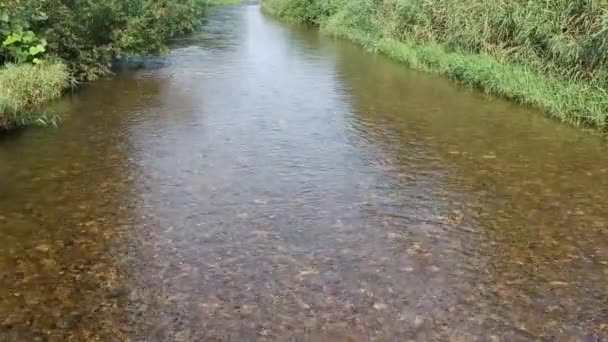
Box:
2, 28, 47, 64
0, 0, 49, 65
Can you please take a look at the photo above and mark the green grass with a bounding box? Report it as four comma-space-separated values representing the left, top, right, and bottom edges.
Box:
0, 63, 69, 129
262, 0, 608, 129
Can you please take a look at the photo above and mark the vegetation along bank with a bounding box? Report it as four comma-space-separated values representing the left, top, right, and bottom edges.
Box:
262, 0, 608, 130
0, 0, 232, 130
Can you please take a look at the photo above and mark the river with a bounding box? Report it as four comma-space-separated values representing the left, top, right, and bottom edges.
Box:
1, 3, 607, 341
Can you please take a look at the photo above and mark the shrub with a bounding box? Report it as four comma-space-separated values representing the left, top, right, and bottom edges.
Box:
1, 0, 210, 81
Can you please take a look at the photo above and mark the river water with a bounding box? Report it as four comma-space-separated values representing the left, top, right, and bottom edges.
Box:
1, 4, 607, 341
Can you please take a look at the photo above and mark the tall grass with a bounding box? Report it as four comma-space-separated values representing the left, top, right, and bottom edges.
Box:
0, 63, 69, 129
262, 0, 608, 128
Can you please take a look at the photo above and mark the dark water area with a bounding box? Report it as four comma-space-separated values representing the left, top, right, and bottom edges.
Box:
1, 4, 607, 341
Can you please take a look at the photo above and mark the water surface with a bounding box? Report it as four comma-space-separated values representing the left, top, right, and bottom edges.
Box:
1, 4, 607, 341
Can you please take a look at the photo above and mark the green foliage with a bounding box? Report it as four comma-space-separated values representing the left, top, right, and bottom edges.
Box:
112, 0, 210, 55
0, 0, 217, 129
41, 0, 211, 80
2, 28, 47, 64
0, 62, 69, 128
263, 0, 608, 128
0, 0, 48, 65
1, 0, 211, 81
262, 0, 342, 24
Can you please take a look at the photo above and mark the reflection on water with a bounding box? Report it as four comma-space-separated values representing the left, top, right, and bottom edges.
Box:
1, 4, 607, 341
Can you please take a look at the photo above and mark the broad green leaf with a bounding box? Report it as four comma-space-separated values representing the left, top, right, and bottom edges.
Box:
3, 33, 22, 46
22, 31, 36, 43
29, 44, 46, 55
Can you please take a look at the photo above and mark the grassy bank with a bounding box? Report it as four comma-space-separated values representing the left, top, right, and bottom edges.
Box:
0, 0, 223, 130
0, 63, 69, 128
262, 0, 608, 129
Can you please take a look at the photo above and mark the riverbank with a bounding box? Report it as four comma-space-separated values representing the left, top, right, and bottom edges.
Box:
0, 0, 238, 130
261, 0, 608, 130
0, 63, 69, 128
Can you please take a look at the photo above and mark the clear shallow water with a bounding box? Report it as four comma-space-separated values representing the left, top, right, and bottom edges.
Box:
1, 4, 607, 341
